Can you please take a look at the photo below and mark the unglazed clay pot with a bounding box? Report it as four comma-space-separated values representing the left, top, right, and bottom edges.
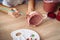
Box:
27, 11, 47, 26
43, 0, 58, 12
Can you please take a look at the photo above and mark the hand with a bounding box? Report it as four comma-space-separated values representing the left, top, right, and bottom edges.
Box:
8, 8, 21, 18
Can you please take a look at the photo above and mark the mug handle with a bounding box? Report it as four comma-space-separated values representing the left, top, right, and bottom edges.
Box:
42, 14, 47, 20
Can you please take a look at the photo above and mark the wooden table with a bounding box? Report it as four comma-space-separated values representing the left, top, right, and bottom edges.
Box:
0, 1, 60, 40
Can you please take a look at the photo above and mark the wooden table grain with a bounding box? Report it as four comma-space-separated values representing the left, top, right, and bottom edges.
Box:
0, 1, 60, 40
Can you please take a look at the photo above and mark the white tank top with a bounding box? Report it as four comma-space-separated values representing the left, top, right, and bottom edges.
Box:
43, 0, 59, 3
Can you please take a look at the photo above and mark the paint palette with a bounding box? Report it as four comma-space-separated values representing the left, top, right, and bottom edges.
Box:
11, 29, 40, 40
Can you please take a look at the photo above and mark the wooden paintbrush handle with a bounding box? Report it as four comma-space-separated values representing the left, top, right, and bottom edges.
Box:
0, 5, 20, 18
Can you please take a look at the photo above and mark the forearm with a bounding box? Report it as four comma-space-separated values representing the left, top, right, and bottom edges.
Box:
28, 0, 35, 13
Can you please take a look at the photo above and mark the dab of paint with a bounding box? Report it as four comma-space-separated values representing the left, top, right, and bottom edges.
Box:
16, 33, 21, 36
56, 8, 60, 21
47, 12, 56, 19
19, 11, 26, 15
31, 34, 35, 37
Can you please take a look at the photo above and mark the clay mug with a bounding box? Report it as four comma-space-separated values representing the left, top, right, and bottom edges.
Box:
26, 11, 47, 26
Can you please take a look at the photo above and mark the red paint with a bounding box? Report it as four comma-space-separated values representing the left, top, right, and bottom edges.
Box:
47, 12, 56, 19
56, 8, 60, 21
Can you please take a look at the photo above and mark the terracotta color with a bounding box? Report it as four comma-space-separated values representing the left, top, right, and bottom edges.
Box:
43, 1, 58, 12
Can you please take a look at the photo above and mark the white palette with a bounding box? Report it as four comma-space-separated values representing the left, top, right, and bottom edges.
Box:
11, 29, 40, 40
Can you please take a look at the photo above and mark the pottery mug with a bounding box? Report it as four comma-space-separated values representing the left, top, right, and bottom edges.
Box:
26, 11, 47, 26
43, 0, 58, 12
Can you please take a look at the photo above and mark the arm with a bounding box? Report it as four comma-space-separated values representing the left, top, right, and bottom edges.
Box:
28, 0, 35, 14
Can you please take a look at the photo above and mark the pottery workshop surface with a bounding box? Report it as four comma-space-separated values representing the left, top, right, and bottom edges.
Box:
0, 1, 60, 40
